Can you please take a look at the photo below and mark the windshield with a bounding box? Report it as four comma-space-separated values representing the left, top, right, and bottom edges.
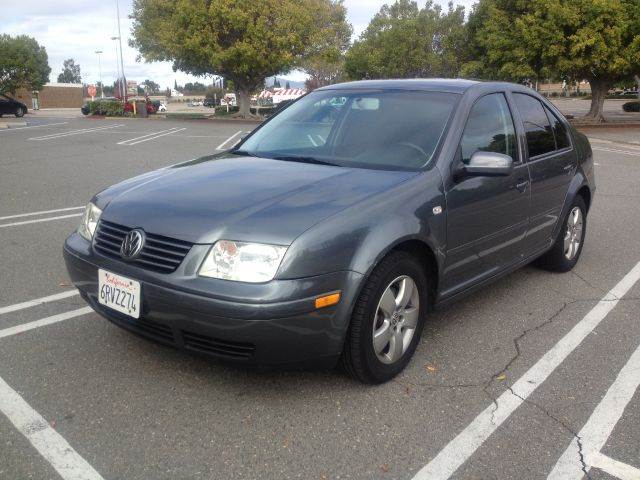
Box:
238, 89, 458, 170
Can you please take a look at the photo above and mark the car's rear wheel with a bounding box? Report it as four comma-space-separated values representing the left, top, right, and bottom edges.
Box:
536, 195, 587, 272
15, 106, 26, 117
341, 251, 428, 383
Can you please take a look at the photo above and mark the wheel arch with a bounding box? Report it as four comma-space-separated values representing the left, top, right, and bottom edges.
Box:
356, 237, 441, 311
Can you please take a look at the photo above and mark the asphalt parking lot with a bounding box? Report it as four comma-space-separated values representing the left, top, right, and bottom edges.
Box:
1, 116, 639, 480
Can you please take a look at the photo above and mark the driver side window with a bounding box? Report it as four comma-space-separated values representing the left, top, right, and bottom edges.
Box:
460, 93, 518, 164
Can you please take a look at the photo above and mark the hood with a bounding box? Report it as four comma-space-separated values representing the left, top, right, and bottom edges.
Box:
95, 154, 415, 245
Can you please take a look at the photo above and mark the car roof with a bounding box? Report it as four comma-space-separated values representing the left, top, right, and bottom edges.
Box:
317, 78, 481, 94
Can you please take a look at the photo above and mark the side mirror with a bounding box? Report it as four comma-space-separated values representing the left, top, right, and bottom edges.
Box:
465, 151, 514, 177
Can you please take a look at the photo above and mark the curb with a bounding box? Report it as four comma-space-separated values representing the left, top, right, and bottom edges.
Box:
573, 122, 640, 130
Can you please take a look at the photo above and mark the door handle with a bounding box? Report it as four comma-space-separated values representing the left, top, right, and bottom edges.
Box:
515, 180, 529, 193
563, 164, 574, 173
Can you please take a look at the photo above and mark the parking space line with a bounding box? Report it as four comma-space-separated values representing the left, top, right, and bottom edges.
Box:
412, 260, 640, 480
547, 341, 640, 479
0, 374, 104, 480
0, 206, 84, 222
117, 127, 186, 146
216, 131, 243, 150
0, 307, 92, 340
0, 122, 69, 132
0, 213, 82, 229
593, 147, 640, 157
28, 124, 124, 141
0, 290, 79, 316
589, 452, 640, 480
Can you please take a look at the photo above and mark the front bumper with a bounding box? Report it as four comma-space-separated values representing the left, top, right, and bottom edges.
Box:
63, 232, 363, 366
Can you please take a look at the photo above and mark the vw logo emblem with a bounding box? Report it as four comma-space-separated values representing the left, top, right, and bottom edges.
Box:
120, 229, 145, 260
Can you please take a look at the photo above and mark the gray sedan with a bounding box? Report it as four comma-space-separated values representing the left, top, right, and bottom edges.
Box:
63, 79, 595, 383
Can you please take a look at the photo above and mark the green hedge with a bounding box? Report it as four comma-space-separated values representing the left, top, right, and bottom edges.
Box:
214, 105, 239, 116
622, 101, 640, 112
87, 100, 125, 116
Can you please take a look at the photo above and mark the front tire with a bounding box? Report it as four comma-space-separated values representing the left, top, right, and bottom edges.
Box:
341, 252, 428, 384
536, 196, 587, 272
15, 107, 26, 117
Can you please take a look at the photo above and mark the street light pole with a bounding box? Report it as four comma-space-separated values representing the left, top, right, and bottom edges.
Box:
95, 50, 104, 98
115, 0, 127, 99
111, 36, 121, 98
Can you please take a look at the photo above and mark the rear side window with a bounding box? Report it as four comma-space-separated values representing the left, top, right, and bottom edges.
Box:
460, 93, 518, 164
513, 93, 556, 158
544, 106, 571, 150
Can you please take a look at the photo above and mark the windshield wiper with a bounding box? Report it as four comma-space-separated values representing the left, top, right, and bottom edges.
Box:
230, 149, 260, 158
270, 155, 341, 167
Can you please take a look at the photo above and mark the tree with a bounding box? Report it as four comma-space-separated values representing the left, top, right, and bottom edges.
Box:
0, 34, 50, 95
57, 58, 81, 83
299, 0, 352, 88
344, 0, 467, 80
465, 0, 640, 121
141, 79, 160, 94
183, 81, 207, 94
285, 81, 291, 89
273, 78, 281, 88
130, 0, 323, 117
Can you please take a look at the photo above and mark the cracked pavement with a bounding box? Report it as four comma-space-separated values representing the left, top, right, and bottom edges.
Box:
1, 118, 639, 479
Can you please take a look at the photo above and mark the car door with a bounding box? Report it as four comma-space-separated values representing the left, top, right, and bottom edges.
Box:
511, 93, 576, 254
0, 98, 10, 115
442, 92, 530, 296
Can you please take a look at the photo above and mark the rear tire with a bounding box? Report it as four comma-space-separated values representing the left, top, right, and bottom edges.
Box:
536, 196, 587, 272
341, 252, 428, 384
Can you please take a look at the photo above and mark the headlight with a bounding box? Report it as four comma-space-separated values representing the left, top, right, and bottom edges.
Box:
199, 240, 288, 283
77, 202, 102, 241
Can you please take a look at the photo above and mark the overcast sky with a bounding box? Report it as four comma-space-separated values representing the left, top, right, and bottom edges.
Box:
2, 0, 475, 89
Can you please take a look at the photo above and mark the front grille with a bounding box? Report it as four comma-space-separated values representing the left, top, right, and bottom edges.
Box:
182, 330, 255, 359
94, 220, 193, 273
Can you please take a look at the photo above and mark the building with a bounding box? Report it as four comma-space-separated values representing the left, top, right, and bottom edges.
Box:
10, 83, 84, 109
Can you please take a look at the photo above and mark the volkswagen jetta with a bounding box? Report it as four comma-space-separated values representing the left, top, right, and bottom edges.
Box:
64, 79, 595, 383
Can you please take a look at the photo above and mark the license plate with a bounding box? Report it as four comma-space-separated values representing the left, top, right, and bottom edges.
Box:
98, 269, 141, 319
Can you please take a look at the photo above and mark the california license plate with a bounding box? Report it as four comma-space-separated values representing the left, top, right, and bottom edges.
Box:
98, 269, 141, 319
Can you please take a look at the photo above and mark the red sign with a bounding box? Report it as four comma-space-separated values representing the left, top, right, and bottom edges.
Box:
87, 85, 97, 97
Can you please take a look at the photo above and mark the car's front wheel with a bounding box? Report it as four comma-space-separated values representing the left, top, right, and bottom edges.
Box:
341, 251, 428, 383
536, 195, 587, 272
15, 106, 26, 117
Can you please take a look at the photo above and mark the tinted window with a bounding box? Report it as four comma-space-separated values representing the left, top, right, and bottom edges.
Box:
238, 90, 458, 170
513, 93, 555, 157
460, 93, 518, 164
544, 106, 571, 150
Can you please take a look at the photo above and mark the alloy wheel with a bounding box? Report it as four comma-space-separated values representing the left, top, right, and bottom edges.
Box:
372, 275, 420, 364
564, 206, 583, 260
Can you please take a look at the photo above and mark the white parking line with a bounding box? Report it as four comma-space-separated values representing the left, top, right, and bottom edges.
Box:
117, 127, 186, 146
0, 122, 68, 132
593, 147, 640, 157
0, 213, 82, 228
589, 452, 640, 480
0, 307, 93, 340
0, 374, 104, 480
0, 290, 80, 316
412, 260, 640, 480
28, 124, 124, 141
548, 341, 640, 479
0, 206, 84, 222
216, 130, 243, 150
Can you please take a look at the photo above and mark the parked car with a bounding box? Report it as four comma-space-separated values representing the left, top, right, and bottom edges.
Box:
188, 100, 203, 107
0, 94, 27, 117
203, 98, 218, 108
265, 99, 295, 118
63, 79, 595, 383
157, 102, 167, 112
